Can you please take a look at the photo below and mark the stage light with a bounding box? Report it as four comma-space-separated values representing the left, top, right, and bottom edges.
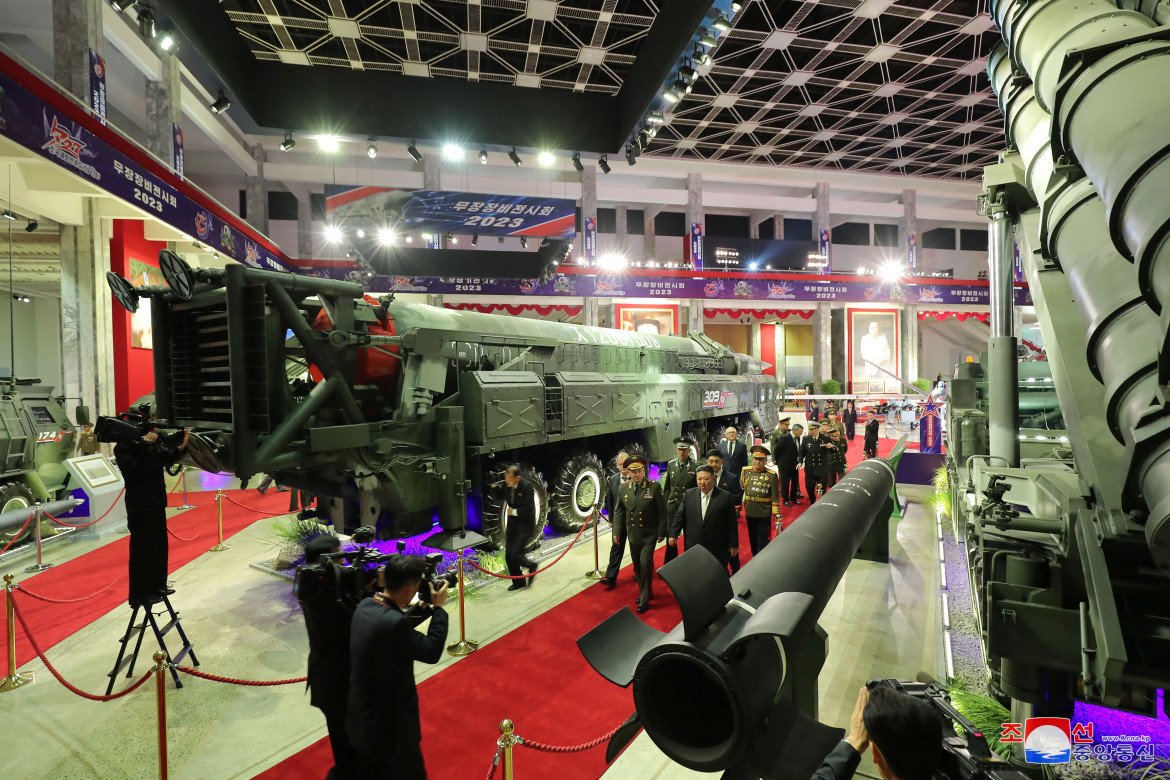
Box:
378, 227, 395, 245
317, 135, 339, 152
11, 294, 30, 303
598, 254, 627, 270
405, 235, 413, 243
447, 233, 457, 244
443, 144, 464, 161
646, 125, 658, 138
508, 148, 523, 166
407, 142, 422, 162
498, 236, 505, 244
479, 148, 488, 164
626, 145, 637, 166
663, 86, 681, 104
538, 151, 556, 167
25, 220, 38, 232
712, 14, 731, 32
212, 251, 219, 259
521, 236, 528, 248
678, 63, 696, 83
748, 262, 759, 271
471, 234, 479, 246
731, 2, 743, 13
210, 91, 231, 114
158, 33, 178, 54
674, 78, 692, 96
280, 132, 295, 152
367, 138, 377, 158
694, 46, 711, 67
571, 152, 583, 173
324, 224, 342, 243
598, 155, 611, 174
1, 210, 15, 220
698, 29, 717, 47
647, 110, 666, 125
110, 0, 137, 11
356, 228, 366, 238
138, 6, 156, 38
880, 261, 905, 282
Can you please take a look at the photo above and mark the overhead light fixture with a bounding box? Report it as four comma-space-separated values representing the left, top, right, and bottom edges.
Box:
447, 233, 457, 244
209, 91, 231, 114
1, 210, 15, 220
110, 0, 138, 11
405, 234, 413, 243
407, 141, 423, 163
479, 148, 488, 164
355, 228, 366, 239
598, 155, 611, 174
317, 135, 339, 152
11, 294, 30, 303
471, 233, 479, 246
521, 236, 528, 248
157, 32, 178, 54
280, 132, 295, 152
694, 45, 711, 67
647, 110, 666, 125
508, 147, 522, 166
538, 151, 556, 167
674, 78, 691, 96
324, 224, 342, 243
138, 5, 156, 38
731, 2, 743, 13
712, 14, 731, 32
25, 219, 38, 232
663, 86, 681, 104
443, 143, 464, 161
571, 152, 584, 173
367, 138, 377, 158
678, 63, 697, 83
378, 227, 395, 245
646, 125, 658, 138
626, 145, 637, 166
698, 29, 717, 48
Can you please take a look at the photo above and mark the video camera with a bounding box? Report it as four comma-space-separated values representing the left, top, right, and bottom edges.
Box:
417, 551, 458, 605
95, 405, 186, 458
867, 676, 1029, 780
292, 527, 391, 612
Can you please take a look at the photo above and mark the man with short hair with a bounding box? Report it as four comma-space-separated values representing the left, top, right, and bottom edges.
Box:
770, 417, 800, 507
790, 423, 806, 503
707, 449, 743, 574
801, 421, 828, 503
488, 465, 539, 591
668, 465, 739, 570
740, 445, 780, 555
613, 454, 667, 613
661, 438, 698, 566
719, 426, 749, 476
600, 451, 631, 588
348, 554, 449, 780
825, 428, 849, 489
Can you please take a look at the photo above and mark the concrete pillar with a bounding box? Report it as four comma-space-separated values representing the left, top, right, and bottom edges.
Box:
686, 174, 703, 230
813, 182, 830, 272
52, 0, 102, 101
615, 205, 628, 256
579, 165, 597, 264
583, 297, 600, 327
750, 322, 762, 360
59, 200, 115, 418
812, 302, 832, 392
902, 304, 919, 381
426, 294, 444, 308
145, 56, 181, 166
773, 213, 784, 240
900, 189, 917, 274
643, 206, 660, 261
423, 155, 441, 190
292, 186, 313, 258
686, 301, 704, 335
245, 145, 268, 234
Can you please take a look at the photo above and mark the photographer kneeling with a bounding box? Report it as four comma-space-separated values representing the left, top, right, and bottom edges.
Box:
811, 684, 941, 780
347, 555, 449, 780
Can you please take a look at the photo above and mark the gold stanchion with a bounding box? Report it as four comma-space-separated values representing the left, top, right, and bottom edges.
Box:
497, 719, 517, 780
208, 490, 230, 552
177, 469, 195, 510
446, 549, 479, 656
0, 573, 35, 692
584, 506, 603, 580
24, 502, 52, 573
152, 650, 169, 780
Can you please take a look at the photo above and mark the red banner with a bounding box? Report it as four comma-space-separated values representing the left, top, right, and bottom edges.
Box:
917, 311, 990, 322
443, 303, 582, 317
703, 308, 815, 320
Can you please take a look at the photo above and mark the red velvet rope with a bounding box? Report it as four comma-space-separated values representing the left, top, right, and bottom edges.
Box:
221, 494, 278, 514
167, 525, 197, 542
0, 513, 34, 554
18, 571, 127, 604
45, 488, 125, 529
464, 518, 594, 580
518, 723, 623, 753
173, 665, 306, 686
11, 595, 154, 701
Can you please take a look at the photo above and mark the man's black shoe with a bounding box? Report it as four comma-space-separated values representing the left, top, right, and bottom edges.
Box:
256, 487, 267, 495
636, 601, 650, 614
526, 566, 538, 586
507, 581, 527, 592
600, 578, 616, 588
783, 501, 792, 507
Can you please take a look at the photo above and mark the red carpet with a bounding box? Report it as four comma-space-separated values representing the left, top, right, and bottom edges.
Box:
2, 488, 295, 669
254, 436, 910, 780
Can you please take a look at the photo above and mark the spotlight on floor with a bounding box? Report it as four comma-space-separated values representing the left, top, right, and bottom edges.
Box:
572, 152, 584, 173
367, 138, 377, 159
508, 148, 523, 166
210, 91, 231, 115
407, 141, 423, 163
25, 219, 38, 232
280, 132, 296, 152
598, 155, 611, 174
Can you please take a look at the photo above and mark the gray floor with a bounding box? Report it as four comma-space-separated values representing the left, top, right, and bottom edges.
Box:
0, 476, 938, 780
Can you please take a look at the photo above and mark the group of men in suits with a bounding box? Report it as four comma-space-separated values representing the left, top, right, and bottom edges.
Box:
769, 416, 850, 506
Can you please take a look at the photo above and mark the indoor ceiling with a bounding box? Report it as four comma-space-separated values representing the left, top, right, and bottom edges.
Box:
646, 0, 1001, 179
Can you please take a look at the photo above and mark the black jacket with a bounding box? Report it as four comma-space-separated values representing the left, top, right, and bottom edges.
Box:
864, 418, 880, 448
300, 596, 353, 712
719, 438, 749, 475
604, 471, 625, 519
771, 432, 801, 470
669, 486, 739, 568
713, 468, 742, 504
809, 741, 861, 780
488, 477, 537, 526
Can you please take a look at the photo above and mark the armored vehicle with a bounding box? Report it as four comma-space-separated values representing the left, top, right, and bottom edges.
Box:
108, 255, 778, 548
0, 380, 77, 543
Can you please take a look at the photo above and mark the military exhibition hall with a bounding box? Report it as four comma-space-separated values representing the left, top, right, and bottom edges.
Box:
1, 1, 1169, 779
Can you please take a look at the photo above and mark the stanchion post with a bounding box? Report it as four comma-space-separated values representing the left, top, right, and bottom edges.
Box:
497, 719, 517, 780
0, 574, 35, 693
584, 506, 603, 580
209, 490, 230, 552
446, 549, 479, 656
152, 650, 169, 780
23, 502, 52, 573
178, 469, 195, 511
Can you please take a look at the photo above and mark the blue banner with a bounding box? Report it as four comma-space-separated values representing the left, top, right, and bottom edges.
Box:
88, 50, 106, 125
818, 229, 831, 276
908, 233, 918, 274
584, 217, 598, 263
690, 223, 704, 270
325, 186, 576, 238
172, 123, 184, 180
919, 398, 942, 454
1013, 239, 1024, 283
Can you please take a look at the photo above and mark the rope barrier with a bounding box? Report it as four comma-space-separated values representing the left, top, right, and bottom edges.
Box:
11, 595, 153, 701
166, 525, 196, 542
0, 513, 34, 555
516, 724, 623, 753
465, 519, 593, 580
173, 665, 306, 686
18, 571, 127, 604
44, 488, 125, 529
221, 494, 279, 515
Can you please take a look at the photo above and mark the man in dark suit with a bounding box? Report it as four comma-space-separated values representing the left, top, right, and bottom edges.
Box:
770, 417, 801, 507
661, 437, 698, 565
718, 426, 749, 476
600, 451, 631, 588
487, 464, 539, 591
706, 449, 743, 574
668, 465, 739, 570
347, 554, 449, 780
790, 423, 806, 502
801, 421, 828, 503
613, 454, 667, 613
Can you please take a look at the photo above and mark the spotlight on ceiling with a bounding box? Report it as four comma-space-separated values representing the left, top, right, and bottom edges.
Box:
538, 151, 556, 167
598, 155, 611, 174
158, 32, 178, 54
698, 29, 717, 48
647, 110, 666, 125
508, 148, 523, 166
674, 78, 691, 96
447, 233, 457, 244
405, 235, 413, 243
324, 224, 342, 243
280, 132, 295, 152
678, 63, 697, 83
378, 227, 395, 245
110, 0, 137, 11
356, 228, 366, 238
1, 210, 15, 220
663, 86, 681, 104
712, 14, 731, 32
731, 2, 744, 13
471, 233, 479, 246
443, 143, 464, 161
11, 294, 30, 303
521, 236, 528, 249
571, 152, 584, 173
407, 141, 423, 163
367, 138, 377, 158
479, 148, 488, 164
625, 145, 637, 166
693, 45, 711, 67
317, 135, 340, 153
25, 219, 38, 232
209, 91, 231, 115
138, 6, 156, 38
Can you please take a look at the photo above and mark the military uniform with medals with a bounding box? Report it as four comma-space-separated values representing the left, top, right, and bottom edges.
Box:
661, 437, 698, 565
740, 445, 780, 556
613, 455, 668, 612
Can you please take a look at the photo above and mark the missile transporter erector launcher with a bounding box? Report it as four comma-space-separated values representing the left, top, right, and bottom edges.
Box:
109, 252, 778, 548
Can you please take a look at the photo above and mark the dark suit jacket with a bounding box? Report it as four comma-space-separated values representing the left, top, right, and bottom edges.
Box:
719, 438, 749, 475
714, 468, 742, 504
772, 432, 800, 470
669, 486, 739, 568
809, 740, 861, 780
603, 472, 624, 519
487, 476, 537, 526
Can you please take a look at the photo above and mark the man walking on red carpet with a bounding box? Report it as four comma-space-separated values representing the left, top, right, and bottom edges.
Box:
600, 451, 631, 588
612, 454, 666, 613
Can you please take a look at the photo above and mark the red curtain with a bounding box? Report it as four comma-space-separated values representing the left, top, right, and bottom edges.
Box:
444, 303, 583, 317
703, 308, 815, 320
917, 311, 990, 322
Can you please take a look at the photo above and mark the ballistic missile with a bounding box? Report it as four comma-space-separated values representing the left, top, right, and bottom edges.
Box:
578, 453, 899, 779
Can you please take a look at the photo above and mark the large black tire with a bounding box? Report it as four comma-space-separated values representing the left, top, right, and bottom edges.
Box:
0, 482, 35, 546
549, 451, 606, 533
480, 464, 549, 551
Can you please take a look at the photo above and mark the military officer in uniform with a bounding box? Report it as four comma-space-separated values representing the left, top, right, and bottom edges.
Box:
740, 445, 780, 556
661, 437, 698, 565
801, 421, 829, 502
76, 423, 99, 456
825, 427, 849, 489
612, 454, 667, 614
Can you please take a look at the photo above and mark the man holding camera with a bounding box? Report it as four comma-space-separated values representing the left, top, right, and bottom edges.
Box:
810, 685, 941, 780
488, 464, 540, 591
348, 555, 449, 780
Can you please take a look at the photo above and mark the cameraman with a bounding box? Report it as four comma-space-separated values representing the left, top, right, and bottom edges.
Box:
347, 555, 449, 780
811, 686, 941, 780
298, 536, 357, 779
113, 423, 188, 607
